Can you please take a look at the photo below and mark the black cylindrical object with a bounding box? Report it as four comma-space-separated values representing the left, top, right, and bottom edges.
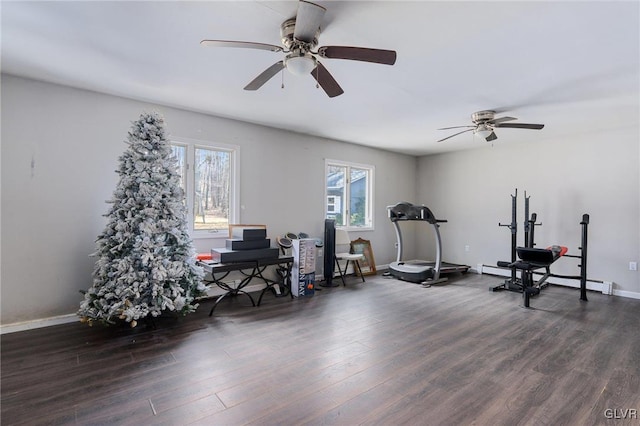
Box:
510, 190, 518, 283
579, 214, 590, 301
322, 219, 338, 287
527, 213, 537, 248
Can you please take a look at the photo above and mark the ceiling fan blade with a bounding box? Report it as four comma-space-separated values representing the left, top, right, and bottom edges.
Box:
488, 116, 517, 125
495, 123, 545, 130
319, 46, 397, 65
200, 40, 283, 52
244, 61, 285, 91
310, 62, 344, 98
485, 131, 498, 142
437, 128, 475, 143
438, 125, 475, 131
294, 0, 326, 43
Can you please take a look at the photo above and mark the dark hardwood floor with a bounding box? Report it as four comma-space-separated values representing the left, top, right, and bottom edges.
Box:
2, 272, 639, 425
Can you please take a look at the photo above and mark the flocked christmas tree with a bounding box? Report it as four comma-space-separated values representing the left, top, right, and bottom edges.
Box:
79, 112, 206, 327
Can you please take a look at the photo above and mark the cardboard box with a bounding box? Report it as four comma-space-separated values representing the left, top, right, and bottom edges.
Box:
291, 239, 316, 296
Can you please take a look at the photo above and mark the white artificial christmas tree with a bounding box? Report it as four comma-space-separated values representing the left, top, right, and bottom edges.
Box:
79, 112, 206, 327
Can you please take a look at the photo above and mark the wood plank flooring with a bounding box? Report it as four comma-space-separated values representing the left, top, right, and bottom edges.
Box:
2, 273, 639, 425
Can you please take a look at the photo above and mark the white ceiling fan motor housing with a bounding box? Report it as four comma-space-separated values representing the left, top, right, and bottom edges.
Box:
280, 18, 319, 51
471, 110, 496, 124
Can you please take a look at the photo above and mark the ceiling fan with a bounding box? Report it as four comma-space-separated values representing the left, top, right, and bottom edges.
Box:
200, 0, 397, 98
438, 110, 545, 143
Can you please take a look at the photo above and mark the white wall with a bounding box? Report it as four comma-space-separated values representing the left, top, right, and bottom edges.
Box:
416, 125, 640, 297
1, 74, 417, 324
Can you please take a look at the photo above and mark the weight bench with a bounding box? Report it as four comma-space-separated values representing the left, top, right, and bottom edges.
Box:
499, 245, 568, 307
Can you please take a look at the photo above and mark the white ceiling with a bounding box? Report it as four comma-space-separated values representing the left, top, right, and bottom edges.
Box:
2, 1, 638, 156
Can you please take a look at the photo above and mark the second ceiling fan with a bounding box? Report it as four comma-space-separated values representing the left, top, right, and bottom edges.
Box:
438, 110, 545, 143
201, 0, 397, 98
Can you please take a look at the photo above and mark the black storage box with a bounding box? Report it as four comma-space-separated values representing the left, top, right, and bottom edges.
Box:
230, 227, 267, 241
211, 247, 279, 263
225, 238, 271, 250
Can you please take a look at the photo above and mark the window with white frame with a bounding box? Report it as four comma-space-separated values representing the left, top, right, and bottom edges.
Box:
325, 160, 374, 230
171, 138, 239, 237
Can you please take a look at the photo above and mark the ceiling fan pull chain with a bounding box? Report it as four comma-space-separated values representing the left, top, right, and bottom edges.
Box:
281, 69, 285, 89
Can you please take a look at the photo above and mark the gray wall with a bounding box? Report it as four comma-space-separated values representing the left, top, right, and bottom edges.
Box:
416, 127, 640, 297
2, 73, 639, 325
1, 74, 417, 324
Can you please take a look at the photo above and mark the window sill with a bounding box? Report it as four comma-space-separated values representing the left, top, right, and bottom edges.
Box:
339, 226, 374, 232
192, 231, 229, 239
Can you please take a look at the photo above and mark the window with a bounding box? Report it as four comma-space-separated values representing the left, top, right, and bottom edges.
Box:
171, 138, 239, 238
325, 160, 374, 230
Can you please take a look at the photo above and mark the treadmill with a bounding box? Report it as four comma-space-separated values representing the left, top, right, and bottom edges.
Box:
387, 202, 470, 284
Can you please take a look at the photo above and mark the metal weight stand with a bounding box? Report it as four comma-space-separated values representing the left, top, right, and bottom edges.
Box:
491, 189, 540, 292
491, 188, 590, 307
492, 189, 520, 292
546, 214, 590, 302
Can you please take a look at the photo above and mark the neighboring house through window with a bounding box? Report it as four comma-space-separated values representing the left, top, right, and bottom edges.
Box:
325, 159, 374, 230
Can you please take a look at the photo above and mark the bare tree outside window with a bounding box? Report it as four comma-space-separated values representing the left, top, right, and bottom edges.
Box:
194, 148, 230, 231
171, 145, 186, 195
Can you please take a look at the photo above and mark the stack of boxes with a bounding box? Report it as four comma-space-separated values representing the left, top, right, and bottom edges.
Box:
210, 227, 279, 263
209, 226, 317, 298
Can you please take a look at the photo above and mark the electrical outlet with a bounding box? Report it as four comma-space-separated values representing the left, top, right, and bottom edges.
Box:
465, 245, 470, 252
630, 262, 638, 271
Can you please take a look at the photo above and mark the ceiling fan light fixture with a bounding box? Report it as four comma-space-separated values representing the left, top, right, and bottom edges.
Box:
285, 52, 316, 76
474, 125, 493, 140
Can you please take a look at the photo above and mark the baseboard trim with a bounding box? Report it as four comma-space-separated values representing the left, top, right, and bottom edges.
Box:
1, 314, 78, 335
479, 264, 640, 299
612, 289, 640, 300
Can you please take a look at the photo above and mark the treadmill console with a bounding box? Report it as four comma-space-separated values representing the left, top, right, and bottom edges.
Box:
387, 202, 443, 224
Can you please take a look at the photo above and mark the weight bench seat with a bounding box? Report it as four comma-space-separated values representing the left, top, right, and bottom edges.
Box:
497, 245, 568, 307
512, 245, 568, 271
